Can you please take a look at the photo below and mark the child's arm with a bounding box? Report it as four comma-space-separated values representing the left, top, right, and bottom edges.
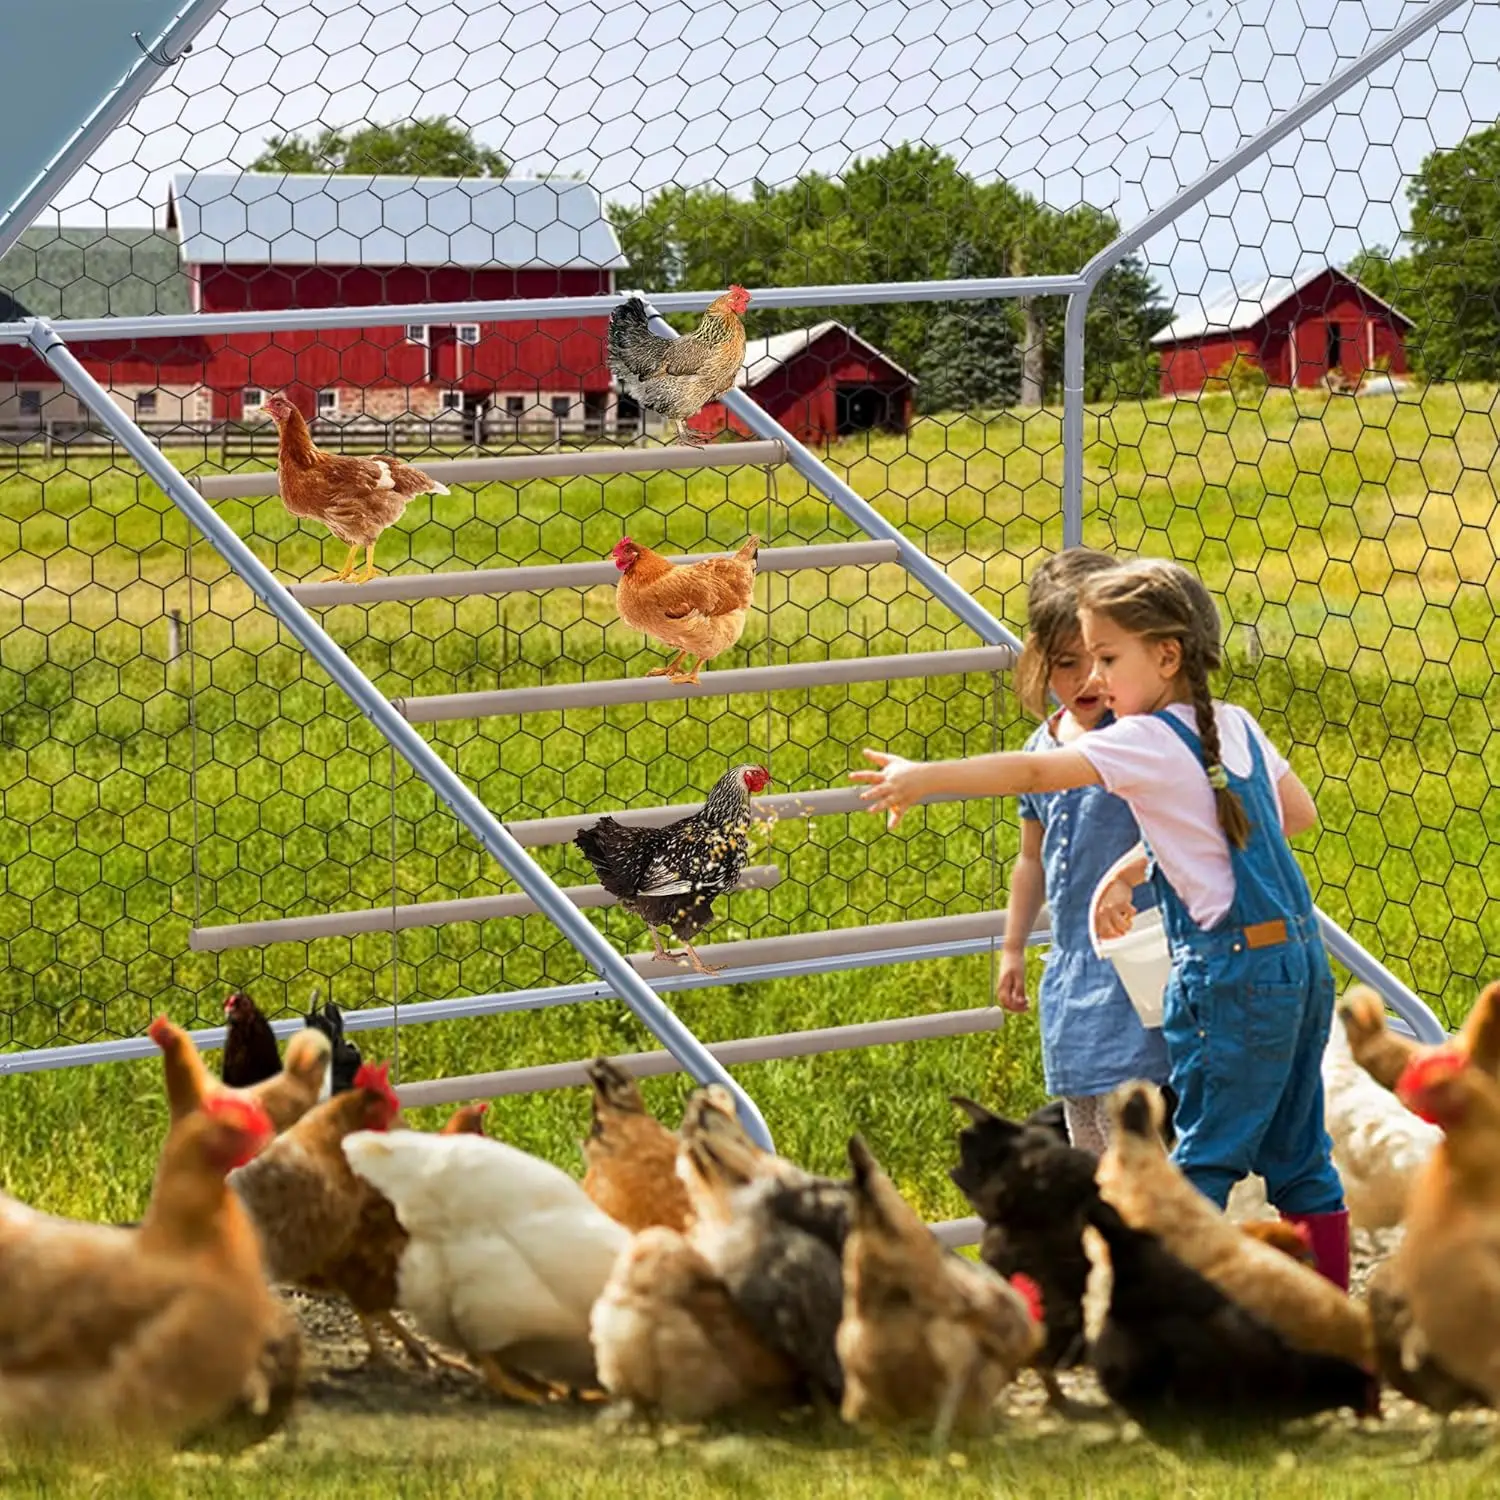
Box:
1278, 769, 1318, 839
997, 818, 1045, 1013
851, 748, 1098, 829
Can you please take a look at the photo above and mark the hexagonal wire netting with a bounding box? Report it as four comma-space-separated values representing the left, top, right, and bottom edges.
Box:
0, 0, 1490, 1078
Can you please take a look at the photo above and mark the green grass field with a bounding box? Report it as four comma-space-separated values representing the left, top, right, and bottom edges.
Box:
2, 385, 1499, 1490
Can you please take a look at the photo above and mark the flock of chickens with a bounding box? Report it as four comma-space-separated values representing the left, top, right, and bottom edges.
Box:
2, 974, 1497, 1459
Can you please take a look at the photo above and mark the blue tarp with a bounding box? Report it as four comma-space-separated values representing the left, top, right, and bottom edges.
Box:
0, 0, 221, 251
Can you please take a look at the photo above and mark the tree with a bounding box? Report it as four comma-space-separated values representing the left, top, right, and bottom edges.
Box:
916, 241, 1020, 414
1401, 122, 1500, 380
251, 119, 508, 178
607, 144, 1167, 401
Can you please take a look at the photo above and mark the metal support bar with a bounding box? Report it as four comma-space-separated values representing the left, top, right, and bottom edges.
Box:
1316, 908, 1446, 1046
192, 440, 787, 500
393, 646, 1015, 722
1, 917, 1043, 1076
28, 320, 775, 1151
502, 784, 965, 849
0, 273, 1089, 348
640, 309, 1024, 655
930, 1219, 984, 1249
288, 541, 899, 608
1061, 292, 1090, 549
0, 0, 229, 260
190, 865, 780, 951
393, 1005, 1008, 1109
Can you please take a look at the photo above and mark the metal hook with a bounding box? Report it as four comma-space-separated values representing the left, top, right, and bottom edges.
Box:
132, 30, 192, 67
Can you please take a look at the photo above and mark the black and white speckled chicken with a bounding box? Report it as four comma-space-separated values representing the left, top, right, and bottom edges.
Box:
573, 764, 771, 974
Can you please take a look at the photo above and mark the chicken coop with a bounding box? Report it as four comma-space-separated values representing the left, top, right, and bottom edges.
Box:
2, 0, 1491, 1212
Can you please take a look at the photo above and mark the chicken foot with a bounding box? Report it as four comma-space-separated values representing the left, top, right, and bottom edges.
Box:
647, 651, 689, 679
475, 1354, 571, 1406
356, 1311, 477, 1377
667, 658, 704, 685
674, 419, 709, 449
324, 543, 362, 583
680, 941, 723, 975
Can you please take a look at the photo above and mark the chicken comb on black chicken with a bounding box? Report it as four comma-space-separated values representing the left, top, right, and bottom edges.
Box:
574, 764, 771, 974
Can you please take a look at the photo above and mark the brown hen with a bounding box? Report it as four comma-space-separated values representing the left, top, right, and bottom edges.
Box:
581, 1057, 692, 1233
611, 534, 759, 684
263, 392, 449, 583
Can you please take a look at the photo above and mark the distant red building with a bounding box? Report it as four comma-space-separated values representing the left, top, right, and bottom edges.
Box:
1152, 267, 1412, 397
690, 321, 915, 444
0, 172, 627, 431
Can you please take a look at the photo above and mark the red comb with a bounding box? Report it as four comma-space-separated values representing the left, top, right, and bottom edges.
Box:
1396, 1048, 1466, 1121
204, 1091, 273, 1139
1009, 1272, 1044, 1324
355, 1060, 392, 1093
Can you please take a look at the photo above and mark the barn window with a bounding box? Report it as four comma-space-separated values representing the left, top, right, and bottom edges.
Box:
1326, 322, 1343, 368
506, 396, 526, 416
457, 324, 481, 346
405, 325, 430, 346
19, 390, 41, 416
441, 390, 463, 411
317, 389, 340, 417
242, 387, 265, 412
136, 391, 158, 417
550, 396, 572, 419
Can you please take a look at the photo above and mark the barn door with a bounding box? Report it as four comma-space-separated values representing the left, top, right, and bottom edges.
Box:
430, 326, 459, 385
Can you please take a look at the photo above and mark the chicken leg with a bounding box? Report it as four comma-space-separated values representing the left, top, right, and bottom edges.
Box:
647, 650, 688, 679
674, 419, 708, 449
354, 544, 381, 584
325, 543, 362, 583
668, 657, 704, 685
680, 941, 722, 976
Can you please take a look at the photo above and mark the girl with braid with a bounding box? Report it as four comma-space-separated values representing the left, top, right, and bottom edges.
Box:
852, 556, 1349, 1290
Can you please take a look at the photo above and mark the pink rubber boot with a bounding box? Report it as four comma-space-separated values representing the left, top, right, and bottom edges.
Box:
1280, 1208, 1350, 1291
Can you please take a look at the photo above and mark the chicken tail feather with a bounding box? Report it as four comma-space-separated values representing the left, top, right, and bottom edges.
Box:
573, 818, 645, 898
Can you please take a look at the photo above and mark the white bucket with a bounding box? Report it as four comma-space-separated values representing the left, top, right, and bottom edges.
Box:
1089, 874, 1172, 1030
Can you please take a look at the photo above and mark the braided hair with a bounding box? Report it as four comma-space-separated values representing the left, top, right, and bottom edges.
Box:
1080, 558, 1251, 848
1013, 547, 1122, 719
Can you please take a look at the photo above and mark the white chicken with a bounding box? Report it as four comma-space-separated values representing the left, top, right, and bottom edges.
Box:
1324, 1004, 1441, 1231
343, 1130, 628, 1402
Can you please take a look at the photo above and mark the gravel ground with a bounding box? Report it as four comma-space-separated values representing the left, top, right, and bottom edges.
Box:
272, 1227, 1490, 1445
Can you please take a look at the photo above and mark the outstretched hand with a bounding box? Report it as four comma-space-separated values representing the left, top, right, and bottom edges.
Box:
850, 749, 929, 830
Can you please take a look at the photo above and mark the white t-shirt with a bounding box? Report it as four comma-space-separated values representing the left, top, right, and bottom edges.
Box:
1072, 702, 1291, 930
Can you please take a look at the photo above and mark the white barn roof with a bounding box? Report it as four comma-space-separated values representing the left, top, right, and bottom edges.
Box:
167, 172, 627, 271
1152, 266, 1414, 346
736, 320, 916, 387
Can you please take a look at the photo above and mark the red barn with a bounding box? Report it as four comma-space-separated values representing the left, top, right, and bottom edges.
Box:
1152, 266, 1412, 397
688, 321, 914, 444
0, 172, 627, 431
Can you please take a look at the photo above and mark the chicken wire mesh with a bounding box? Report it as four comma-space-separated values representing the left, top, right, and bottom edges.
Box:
0, 0, 1494, 1060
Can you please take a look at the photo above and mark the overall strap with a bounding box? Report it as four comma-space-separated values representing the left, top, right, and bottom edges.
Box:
1152, 707, 1209, 764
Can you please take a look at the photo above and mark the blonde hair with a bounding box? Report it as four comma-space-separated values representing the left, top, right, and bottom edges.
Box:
1013, 548, 1121, 719
1080, 558, 1251, 849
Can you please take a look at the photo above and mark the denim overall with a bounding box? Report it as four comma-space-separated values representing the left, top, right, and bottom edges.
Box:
1148, 711, 1343, 1215
1019, 715, 1170, 1098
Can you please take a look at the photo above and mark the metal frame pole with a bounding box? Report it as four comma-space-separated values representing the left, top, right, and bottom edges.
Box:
0, 0, 228, 259
27, 319, 775, 1150
1060, 0, 1472, 533
0, 273, 1087, 347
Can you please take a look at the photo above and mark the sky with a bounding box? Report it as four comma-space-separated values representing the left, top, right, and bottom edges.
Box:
26, 0, 1497, 316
